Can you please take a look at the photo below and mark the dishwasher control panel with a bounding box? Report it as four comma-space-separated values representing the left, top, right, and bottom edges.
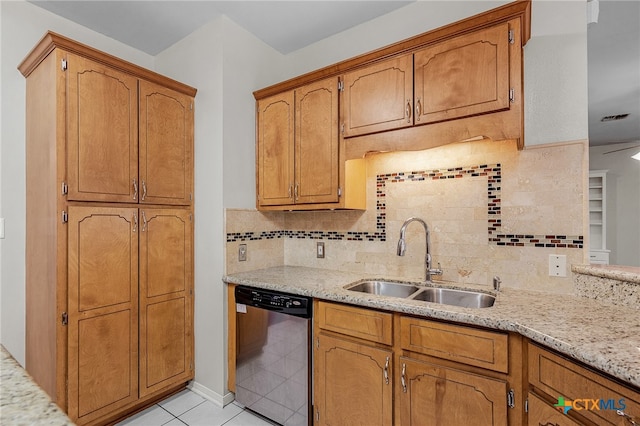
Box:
235, 286, 312, 318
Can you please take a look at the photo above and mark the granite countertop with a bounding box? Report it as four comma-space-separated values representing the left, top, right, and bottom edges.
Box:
1, 345, 74, 426
224, 265, 640, 390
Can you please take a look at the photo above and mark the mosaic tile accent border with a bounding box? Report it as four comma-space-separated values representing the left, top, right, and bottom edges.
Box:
227, 163, 583, 248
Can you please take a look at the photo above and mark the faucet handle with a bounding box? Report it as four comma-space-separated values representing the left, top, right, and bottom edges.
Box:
493, 276, 502, 291
429, 262, 443, 276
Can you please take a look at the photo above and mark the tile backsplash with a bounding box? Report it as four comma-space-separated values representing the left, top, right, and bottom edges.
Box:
225, 139, 587, 294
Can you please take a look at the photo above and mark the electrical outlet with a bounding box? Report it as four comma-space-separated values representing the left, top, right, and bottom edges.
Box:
0, 218, 4, 239
317, 242, 325, 259
549, 254, 567, 277
239, 244, 247, 262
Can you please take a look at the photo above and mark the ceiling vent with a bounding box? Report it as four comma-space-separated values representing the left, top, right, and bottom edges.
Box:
600, 114, 629, 122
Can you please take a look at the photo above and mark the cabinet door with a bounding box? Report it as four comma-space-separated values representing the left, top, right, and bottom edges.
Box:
139, 80, 194, 205
67, 54, 138, 203
257, 91, 295, 206
342, 54, 414, 137
528, 393, 584, 426
414, 22, 510, 124
314, 333, 393, 425
139, 209, 193, 397
67, 206, 139, 423
295, 78, 339, 204
398, 357, 508, 426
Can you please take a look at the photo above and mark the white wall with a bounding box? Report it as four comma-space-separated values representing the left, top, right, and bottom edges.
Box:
154, 15, 283, 402
590, 142, 640, 266
0, 0, 154, 365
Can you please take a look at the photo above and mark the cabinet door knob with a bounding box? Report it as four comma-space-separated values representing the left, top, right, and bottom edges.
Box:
405, 100, 412, 123
415, 99, 422, 122
617, 410, 640, 425
141, 180, 147, 201
383, 356, 390, 385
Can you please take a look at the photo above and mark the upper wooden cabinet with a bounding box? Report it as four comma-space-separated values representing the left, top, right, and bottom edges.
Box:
341, 55, 414, 137
342, 20, 517, 141
66, 54, 138, 203
256, 77, 365, 210
414, 22, 511, 124
65, 54, 193, 205
255, 0, 531, 155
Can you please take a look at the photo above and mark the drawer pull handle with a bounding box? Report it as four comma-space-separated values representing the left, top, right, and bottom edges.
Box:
383, 356, 389, 385
401, 363, 407, 393
406, 100, 412, 123
617, 410, 640, 426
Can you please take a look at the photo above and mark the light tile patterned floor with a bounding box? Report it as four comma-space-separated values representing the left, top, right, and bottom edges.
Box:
116, 389, 276, 426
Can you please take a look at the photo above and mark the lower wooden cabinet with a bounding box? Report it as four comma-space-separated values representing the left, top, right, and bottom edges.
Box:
398, 357, 508, 425
527, 392, 583, 426
528, 343, 640, 426
314, 333, 393, 425
63, 206, 194, 424
313, 301, 521, 426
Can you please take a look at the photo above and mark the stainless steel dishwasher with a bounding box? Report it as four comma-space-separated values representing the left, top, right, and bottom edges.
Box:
234, 286, 312, 426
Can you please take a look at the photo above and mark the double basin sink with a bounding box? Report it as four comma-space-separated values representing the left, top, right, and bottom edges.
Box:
344, 280, 495, 309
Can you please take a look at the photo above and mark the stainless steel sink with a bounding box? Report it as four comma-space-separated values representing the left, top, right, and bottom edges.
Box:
410, 287, 496, 308
344, 280, 421, 298
344, 280, 496, 308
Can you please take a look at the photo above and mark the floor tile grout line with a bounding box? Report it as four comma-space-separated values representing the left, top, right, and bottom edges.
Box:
167, 397, 208, 420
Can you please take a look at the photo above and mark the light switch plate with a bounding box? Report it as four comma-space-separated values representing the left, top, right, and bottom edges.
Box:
317, 242, 325, 259
239, 244, 247, 262
0, 218, 4, 239
549, 254, 567, 277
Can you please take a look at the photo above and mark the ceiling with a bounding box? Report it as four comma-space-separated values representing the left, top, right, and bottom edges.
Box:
29, 0, 640, 148
29, 1, 413, 55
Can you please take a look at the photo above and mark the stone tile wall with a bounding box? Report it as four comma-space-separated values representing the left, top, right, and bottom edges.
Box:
225, 139, 588, 293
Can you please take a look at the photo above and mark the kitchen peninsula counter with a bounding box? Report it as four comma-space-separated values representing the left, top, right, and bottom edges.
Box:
224, 265, 640, 390
1, 345, 74, 425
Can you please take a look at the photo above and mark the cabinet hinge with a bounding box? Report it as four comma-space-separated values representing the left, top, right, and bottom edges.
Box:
61, 59, 67, 71
340, 123, 345, 134
509, 88, 515, 103
508, 29, 515, 44
61, 312, 68, 325
61, 211, 68, 224
338, 79, 344, 92
316, 409, 320, 422
316, 337, 320, 349
337, 187, 342, 197
189, 213, 193, 222
524, 398, 528, 413
61, 182, 68, 195
190, 102, 193, 111
507, 389, 515, 409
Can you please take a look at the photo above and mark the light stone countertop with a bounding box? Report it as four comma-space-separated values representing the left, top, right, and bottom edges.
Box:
224, 265, 640, 390
1, 345, 75, 425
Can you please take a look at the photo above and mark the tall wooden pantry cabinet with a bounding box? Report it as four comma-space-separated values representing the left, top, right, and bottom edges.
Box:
19, 31, 196, 425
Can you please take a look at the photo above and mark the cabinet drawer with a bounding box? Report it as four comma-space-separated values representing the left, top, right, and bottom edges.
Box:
400, 316, 508, 373
528, 343, 640, 426
316, 301, 392, 345
528, 392, 584, 426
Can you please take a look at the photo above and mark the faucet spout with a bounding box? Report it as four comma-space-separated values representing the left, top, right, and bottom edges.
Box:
397, 217, 442, 282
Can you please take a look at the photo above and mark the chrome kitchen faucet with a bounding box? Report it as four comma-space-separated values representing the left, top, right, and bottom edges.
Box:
397, 217, 443, 282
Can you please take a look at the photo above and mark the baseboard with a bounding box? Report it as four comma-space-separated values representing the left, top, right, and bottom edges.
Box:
188, 380, 235, 407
